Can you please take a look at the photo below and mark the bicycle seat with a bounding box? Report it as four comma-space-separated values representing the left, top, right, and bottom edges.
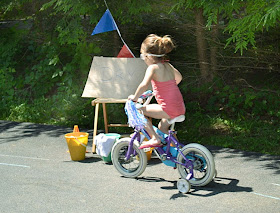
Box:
167, 115, 185, 124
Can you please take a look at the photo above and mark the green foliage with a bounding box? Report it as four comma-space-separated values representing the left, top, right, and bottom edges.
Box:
182, 80, 280, 119
0, 0, 279, 156
0, 0, 102, 126
0, 67, 16, 117
172, 0, 280, 54
177, 80, 280, 155
110, 0, 152, 24
184, 115, 280, 155
7, 93, 96, 128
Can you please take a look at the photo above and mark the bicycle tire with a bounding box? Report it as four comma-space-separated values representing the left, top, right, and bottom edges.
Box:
177, 143, 215, 186
111, 138, 147, 178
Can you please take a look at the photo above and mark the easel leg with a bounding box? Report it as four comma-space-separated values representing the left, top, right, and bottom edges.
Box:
92, 103, 99, 153
102, 103, 109, 133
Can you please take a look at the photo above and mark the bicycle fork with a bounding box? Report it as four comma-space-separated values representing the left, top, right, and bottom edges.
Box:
125, 130, 141, 161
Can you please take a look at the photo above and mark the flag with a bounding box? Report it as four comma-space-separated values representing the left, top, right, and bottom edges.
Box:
91, 9, 117, 35
91, 9, 135, 58
117, 45, 135, 58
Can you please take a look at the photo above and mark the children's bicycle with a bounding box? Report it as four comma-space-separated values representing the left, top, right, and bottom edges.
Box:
111, 91, 216, 193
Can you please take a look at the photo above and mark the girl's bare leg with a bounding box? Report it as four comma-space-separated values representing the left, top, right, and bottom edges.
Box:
144, 118, 161, 143
140, 104, 170, 144
158, 118, 170, 134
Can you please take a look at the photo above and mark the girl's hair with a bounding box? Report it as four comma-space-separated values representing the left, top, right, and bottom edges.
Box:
141, 34, 175, 56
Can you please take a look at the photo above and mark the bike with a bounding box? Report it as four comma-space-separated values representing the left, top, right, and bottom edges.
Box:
111, 91, 216, 193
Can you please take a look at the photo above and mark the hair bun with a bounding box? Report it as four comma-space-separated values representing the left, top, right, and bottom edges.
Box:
160, 35, 174, 54
142, 34, 175, 56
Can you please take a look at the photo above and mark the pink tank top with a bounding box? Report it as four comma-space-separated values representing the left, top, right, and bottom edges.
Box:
151, 79, 185, 119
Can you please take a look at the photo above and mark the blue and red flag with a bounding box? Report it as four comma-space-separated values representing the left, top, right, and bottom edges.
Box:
91, 9, 135, 58
91, 9, 118, 35
117, 45, 134, 58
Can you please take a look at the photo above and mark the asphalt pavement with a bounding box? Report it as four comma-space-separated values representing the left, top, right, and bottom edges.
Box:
0, 120, 279, 213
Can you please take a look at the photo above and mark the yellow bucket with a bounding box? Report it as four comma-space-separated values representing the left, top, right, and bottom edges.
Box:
136, 147, 153, 161
145, 148, 153, 160
142, 136, 153, 160
65, 132, 89, 161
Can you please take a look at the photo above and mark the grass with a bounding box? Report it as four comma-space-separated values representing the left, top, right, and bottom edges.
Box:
2, 92, 279, 156
177, 113, 280, 156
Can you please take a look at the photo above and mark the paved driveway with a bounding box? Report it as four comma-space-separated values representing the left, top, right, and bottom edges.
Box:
0, 120, 279, 213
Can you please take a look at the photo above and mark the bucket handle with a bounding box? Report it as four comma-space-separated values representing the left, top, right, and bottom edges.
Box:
74, 137, 87, 148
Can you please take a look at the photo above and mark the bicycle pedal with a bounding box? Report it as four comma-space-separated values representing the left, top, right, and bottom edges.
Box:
161, 154, 167, 161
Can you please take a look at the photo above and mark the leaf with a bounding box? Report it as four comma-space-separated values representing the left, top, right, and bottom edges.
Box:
48, 55, 59, 66
40, 0, 57, 11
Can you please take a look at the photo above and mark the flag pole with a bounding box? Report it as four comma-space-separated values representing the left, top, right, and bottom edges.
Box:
112, 18, 135, 58
103, 0, 135, 58
103, 0, 109, 9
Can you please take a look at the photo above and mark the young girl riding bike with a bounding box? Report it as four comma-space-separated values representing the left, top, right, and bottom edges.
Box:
128, 34, 185, 149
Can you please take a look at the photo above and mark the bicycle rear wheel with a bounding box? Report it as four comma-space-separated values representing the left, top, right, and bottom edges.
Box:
111, 138, 147, 178
177, 143, 215, 186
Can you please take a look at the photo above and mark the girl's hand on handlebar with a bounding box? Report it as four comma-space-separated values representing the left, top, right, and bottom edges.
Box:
128, 95, 137, 102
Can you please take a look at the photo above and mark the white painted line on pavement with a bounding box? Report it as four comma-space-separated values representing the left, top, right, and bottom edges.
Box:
0, 154, 50, 161
251, 192, 280, 201
272, 183, 280, 187
0, 162, 30, 168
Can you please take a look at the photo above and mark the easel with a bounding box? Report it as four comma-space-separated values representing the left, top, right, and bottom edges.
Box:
82, 57, 148, 152
91, 98, 129, 153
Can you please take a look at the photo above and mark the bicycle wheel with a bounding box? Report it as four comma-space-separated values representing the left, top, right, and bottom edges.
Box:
111, 138, 147, 178
177, 143, 215, 186
177, 179, 191, 193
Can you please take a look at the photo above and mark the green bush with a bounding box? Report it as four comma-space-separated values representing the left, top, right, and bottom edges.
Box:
176, 80, 280, 155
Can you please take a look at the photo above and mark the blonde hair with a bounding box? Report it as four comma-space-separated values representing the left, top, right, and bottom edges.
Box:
141, 34, 175, 56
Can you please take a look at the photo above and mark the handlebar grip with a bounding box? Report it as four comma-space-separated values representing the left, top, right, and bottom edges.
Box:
139, 90, 153, 99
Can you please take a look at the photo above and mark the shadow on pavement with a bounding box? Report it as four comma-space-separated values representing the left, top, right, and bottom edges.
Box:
0, 120, 93, 145
1, 120, 279, 176
190, 177, 252, 197
79, 156, 103, 163
135, 176, 253, 200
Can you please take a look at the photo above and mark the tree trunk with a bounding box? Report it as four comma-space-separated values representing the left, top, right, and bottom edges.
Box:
194, 8, 211, 83
210, 13, 219, 77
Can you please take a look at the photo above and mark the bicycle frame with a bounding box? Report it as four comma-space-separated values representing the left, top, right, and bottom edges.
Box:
112, 91, 215, 190
125, 127, 194, 180
123, 91, 195, 180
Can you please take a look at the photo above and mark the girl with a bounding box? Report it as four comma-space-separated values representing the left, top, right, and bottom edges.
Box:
128, 34, 185, 149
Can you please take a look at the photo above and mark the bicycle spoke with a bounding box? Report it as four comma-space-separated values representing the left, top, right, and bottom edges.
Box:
118, 148, 140, 173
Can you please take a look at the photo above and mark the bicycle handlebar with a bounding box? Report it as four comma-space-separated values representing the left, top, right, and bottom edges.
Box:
138, 90, 154, 106
139, 90, 153, 99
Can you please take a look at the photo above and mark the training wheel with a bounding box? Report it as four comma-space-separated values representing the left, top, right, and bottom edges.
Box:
177, 179, 191, 194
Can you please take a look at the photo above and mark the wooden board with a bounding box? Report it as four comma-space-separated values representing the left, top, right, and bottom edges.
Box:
82, 57, 148, 99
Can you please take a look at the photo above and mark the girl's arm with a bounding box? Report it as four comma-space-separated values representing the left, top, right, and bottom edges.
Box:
168, 63, 182, 84
129, 66, 155, 102
170, 64, 182, 84
174, 68, 183, 85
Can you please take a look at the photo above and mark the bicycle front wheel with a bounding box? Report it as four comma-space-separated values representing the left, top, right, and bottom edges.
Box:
111, 138, 147, 178
177, 143, 215, 186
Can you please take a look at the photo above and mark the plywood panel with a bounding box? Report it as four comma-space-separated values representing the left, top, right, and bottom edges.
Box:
82, 57, 148, 99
